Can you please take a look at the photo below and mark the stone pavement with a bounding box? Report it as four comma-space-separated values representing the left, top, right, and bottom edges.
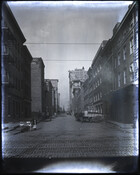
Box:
2, 114, 139, 159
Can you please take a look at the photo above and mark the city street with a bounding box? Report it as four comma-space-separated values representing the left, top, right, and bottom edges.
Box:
2, 113, 138, 158
2, 113, 139, 173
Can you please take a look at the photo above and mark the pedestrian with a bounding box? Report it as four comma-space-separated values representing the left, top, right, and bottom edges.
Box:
33, 119, 37, 130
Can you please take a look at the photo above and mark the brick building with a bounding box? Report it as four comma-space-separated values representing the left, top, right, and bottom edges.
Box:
50, 79, 59, 114
1, 2, 32, 122
44, 79, 54, 118
72, 2, 138, 126
103, 2, 139, 125
21, 46, 32, 120
85, 40, 107, 113
31, 57, 45, 120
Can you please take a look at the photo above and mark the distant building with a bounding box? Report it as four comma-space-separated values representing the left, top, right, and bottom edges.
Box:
49, 79, 59, 114
88, 40, 107, 113
69, 67, 88, 113
1, 2, 32, 122
73, 85, 84, 114
44, 79, 54, 118
57, 93, 61, 113
31, 57, 45, 120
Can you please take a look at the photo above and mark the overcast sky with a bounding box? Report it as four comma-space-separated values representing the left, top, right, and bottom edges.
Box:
8, 1, 133, 110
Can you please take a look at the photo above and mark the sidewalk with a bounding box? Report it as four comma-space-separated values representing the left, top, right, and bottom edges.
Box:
106, 120, 138, 134
2, 122, 20, 131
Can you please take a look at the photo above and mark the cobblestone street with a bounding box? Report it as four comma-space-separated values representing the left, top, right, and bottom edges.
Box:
2, 114, 138, 158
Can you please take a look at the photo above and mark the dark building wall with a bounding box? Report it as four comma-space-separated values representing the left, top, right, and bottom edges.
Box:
1, 2, 33, 122
44, 79, 54, 117
77, 2, 138, 125
22, 46, 32, 119
102, 2, 138, 124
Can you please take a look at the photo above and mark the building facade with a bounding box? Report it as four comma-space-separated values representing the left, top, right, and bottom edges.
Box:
1, 2, 32, 122
21, 46, 32, 120
72, 2, 138, 126
84, 40, 108, 113
50, 79, 59, 114
31, 57, 45, 119
103, 2, 139, 124
69, 67, 88, 113
44, 79, 54, 118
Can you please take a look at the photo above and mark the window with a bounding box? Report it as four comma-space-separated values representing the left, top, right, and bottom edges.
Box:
129, 63, 134, 73
130, 37, 133, 55
118, 53, 120, 66
123, 46, 126, 60
130, 73, 134, 82
123, 30, 126, 38
136, 10, 138, 22
130, 22, 133, 30
114, 58, 117, 68
3, 44, 8, 54
8, 97, 11, 115
123, 70, 126, 84
13, 100, 15, 116
118, 73, 121, 87
100, 105, 102, 113
134, 71, 138, 81
100, 92, 102, 98
136, 32, 138, 49
134, 59, 138, 70
97, 93, 99, 100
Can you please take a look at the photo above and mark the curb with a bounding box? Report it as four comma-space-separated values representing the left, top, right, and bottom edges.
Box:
106, 120, 135, 131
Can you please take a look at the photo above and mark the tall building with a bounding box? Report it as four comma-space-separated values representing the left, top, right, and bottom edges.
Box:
69, 67, 88, 113
103, 2, 139, 124
1, 2, 32, 122
49, 79, 59, 114
44, 79, 54, 118
84, 40, 107, 112
22, 46, 33, 120
73, 2, 138, 126
31, 57, 45, 119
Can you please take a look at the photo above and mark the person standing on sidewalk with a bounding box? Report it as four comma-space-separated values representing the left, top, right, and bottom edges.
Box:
33, 119, 37, 130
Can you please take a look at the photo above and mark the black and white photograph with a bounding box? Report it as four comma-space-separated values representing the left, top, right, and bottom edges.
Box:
1, 1, 139, 173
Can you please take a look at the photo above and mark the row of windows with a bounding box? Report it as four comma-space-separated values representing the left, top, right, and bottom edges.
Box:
3, 44, 22, 72
93, 78, 102, 90
95, 104, 103, 113
93, 92, 102, 103
8, 98, 21, 116
114, 37, 134, 68
114, 70, 127, 89
115, 59, 139, 89
8, 97, 30, 118
117, 14, 134, 45
93, 64, 102, 78
8, 73, 20, 91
